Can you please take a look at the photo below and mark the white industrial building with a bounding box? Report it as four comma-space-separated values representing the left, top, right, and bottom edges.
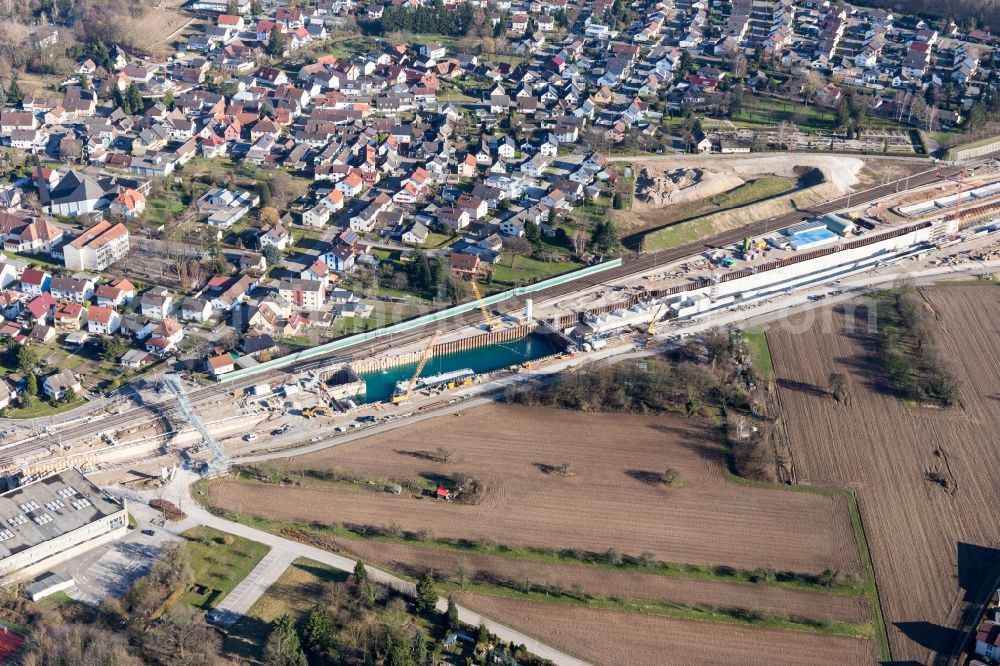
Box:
0, 469, 127, 581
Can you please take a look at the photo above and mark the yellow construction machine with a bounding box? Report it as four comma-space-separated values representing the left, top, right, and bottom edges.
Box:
469, 280, 502, 331
302, 405, 334, 418
391, 330, 442, 405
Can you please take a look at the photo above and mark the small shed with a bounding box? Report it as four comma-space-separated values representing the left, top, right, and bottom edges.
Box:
435, 486, 451, 499
26, 571, 75, 601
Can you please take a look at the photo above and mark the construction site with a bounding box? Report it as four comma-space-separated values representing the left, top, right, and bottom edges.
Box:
0, 159, 999, 492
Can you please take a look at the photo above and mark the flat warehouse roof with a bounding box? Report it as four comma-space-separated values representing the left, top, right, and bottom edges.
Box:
0, 469, 123, 559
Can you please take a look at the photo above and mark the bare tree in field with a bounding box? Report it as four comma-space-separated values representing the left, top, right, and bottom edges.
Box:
829, 373, 848, 403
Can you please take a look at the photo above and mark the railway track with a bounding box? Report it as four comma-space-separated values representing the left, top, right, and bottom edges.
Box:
0, 161, 969, 470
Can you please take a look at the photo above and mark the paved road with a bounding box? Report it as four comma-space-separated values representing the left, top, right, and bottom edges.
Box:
0, 157, 977, 470
207, 546, 296, 627
120, 472, 593, 666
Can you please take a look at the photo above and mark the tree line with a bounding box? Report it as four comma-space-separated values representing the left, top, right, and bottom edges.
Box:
852, 0, 1000, 33
378, 1, 482, 37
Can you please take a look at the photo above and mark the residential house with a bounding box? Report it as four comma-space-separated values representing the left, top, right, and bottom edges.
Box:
207, 353, 236, 376
278, 278, 326, 310
94, 279, 135, 307
448, 252, 482, 277
49, 276, 94, 304
180, 297, 212, 323
19, 269, 50, 296
145, 317, 184, 356
259, 223, 292, 251
86, 305, 122, 336
140, 287, 174, 319
42, 369, 81, 401
54, 303, 85, 330
401, 222, 429, 245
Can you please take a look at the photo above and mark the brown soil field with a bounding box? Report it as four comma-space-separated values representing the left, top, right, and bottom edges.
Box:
767, 286, 1000, 664
452, 594, 878, 666
208, 406, 861, 577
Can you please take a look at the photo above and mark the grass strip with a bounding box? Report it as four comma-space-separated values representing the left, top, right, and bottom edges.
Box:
441, 581, 875, 640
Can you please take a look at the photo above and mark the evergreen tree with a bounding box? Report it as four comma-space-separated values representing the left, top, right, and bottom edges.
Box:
114, 88, 130, 114
476, 623, 491, 646
302, 605, 334, 657
17, 344, 38, 374
353, 559, 368, 582
384, 634, 415, 666
163, 89, 174, 111
410, 628, 428, 666
446, 595, 458, 629
25, 372, 37, 397
591, 219, 619, 254
126, 83, 143, 114
414, 572, 437, 614
263, 614, 307, 666
678, 51, 695, 76
7, 75, 22, 105
258, 182, 272, 205
524, 219, 541, 244
267, 26, 285, 57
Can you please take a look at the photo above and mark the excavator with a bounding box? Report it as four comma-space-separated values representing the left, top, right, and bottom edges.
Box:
302, 405, 334, 418
469, 280, 502, 332
391, 330, 442, 405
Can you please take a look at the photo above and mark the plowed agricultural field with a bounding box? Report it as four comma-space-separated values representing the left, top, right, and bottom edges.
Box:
767, 285, 1000, 664
207, 406, 860, 576
451, 594, 878, 666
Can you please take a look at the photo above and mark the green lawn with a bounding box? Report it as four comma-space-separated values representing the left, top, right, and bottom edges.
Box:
733, 98, 836, 132
144, 197, 188, 227
490, 257, 581, 286
6, 397, 87, 419
179, 526, 270, 611
640, 176, 797, 252
744, 329, 774, 381
422, 232, 454, 249
227, 558, 346, 646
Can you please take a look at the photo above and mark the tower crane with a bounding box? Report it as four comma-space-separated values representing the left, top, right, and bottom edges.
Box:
469, 280, 502, 331
391, 330, 442, 404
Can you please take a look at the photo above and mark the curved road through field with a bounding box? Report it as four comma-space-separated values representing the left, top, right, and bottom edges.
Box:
121, 470, 592, 666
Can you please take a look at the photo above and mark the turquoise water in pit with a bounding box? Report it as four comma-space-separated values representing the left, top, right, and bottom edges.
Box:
359, 333, 561, 403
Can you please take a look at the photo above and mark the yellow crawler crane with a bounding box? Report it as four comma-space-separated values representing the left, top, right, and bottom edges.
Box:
469, 280, 502, 331
391, 330, 442, 404
645, 301, 666, 345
